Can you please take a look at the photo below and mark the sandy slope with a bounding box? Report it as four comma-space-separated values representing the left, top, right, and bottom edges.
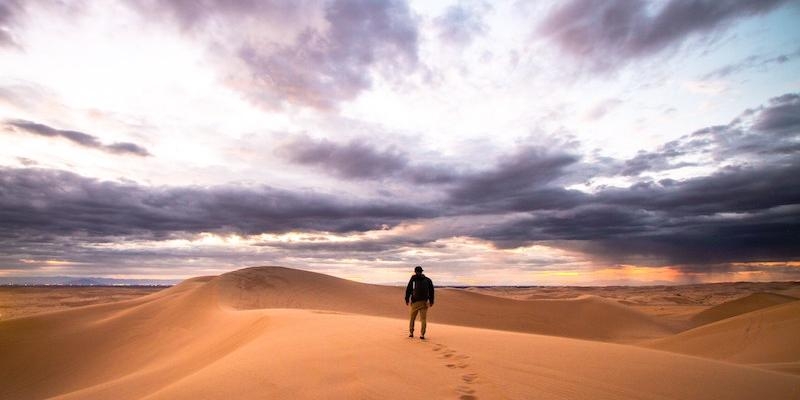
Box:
689, 292, 798, 327
649, 299, 800, 374
1, 267, 798, 399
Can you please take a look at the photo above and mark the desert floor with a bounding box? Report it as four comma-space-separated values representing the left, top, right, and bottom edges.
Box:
1, 267, 798, 399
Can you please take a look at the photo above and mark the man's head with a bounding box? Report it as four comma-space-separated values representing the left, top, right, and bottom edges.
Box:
414, 266, 423, 275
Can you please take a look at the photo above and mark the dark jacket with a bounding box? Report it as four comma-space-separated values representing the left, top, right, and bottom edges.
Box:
405, 274, 434, 304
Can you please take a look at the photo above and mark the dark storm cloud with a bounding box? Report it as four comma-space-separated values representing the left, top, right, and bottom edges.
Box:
751, 93, 800, 133
5, 119, 151, 157
538, 0, 789, 72
446, 146, 580, 208
0, 167, 434, 240
434, 1, 490, 46
276, 135, 459, 184
131, 0, 419, 110
476, 163, 800, 264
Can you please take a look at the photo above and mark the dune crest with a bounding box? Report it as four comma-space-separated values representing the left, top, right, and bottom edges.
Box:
202, 266, 671, 341
689, 292, 798, 327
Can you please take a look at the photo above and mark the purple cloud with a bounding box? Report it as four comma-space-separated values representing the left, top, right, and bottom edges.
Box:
434, 1, 490, 46
5, 119, 151, 157
130, 0, 419, 110
538, 0, 790, 72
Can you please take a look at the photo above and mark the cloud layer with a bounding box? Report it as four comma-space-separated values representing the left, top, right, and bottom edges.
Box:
0, 167, 432, 240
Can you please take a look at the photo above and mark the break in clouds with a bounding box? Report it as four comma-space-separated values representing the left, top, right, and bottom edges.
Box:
2, 93, 798, 272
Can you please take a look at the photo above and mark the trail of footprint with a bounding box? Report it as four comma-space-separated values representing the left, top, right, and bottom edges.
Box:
430, 342, 480, 399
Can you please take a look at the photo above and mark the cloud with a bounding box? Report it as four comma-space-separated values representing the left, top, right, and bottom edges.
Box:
470, 94, 800, 266
130, 0, 419, 110
276, 134, 459, 184
276, 135, 407, 179
0, 167, 435, 240
702, 47, 800, 79
434, 1, 490, 46
475, 163, 800, 265
538, 0, 790, 72
445, 146, 580, 209
751, 93, 800, 133
5, 119, 151, 157
607, 92, 800, 177
584, 98, 623, 120
0, 0, 22, 47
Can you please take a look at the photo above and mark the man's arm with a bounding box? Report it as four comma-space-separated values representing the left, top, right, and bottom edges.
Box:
428, 278, 434, 306
405, 277, 413, 304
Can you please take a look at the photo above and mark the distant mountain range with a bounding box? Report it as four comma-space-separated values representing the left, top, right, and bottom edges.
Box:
0, 276, 178, 286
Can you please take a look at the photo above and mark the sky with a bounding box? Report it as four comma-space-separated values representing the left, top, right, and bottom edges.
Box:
1, 0, 799, 285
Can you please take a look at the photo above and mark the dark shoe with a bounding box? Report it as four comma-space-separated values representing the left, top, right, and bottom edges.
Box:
420, 336, 425, 340
408, 333, 414, 338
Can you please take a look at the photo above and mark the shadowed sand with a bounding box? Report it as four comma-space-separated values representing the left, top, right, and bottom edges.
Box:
1, 267, 798, 399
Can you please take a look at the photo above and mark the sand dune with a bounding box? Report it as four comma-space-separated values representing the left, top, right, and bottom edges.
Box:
213, 266, 672, 342
689, 292, 798, 327
1, 267, 798, 399
649, 300, 800, 374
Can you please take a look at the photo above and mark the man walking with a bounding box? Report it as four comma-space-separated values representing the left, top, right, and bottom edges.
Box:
405, 266, 434, 339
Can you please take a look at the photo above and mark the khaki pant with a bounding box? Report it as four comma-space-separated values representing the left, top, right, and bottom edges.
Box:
409, 301, 428, 335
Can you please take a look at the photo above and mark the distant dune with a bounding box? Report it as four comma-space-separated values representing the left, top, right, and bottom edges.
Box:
689, 292, 798, 327
649, 298, 800, 374
1, 267, 798, 399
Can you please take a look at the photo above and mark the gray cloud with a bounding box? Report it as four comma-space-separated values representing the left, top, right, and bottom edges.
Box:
538, 0, 790, 72
476, 163, 800, 265
751, 93, 800, 133
445, 146, 580, 208
5, 119, 151, 157
0, 167, 434, 240
276, 134, 460, 184
470, 93, 800, 265
607, 92, 800, 177
434, 1, 490, 46
130, 0, 419, 110
277, 135, 407, 179
702, 47, 800, 79
239, 0, 418, 109
0, 0, 22, 47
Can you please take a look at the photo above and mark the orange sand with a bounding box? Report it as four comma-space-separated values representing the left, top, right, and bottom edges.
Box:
1, 267, 798, 399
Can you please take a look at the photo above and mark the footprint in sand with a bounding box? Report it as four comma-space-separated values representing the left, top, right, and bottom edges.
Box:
456, 385, 477, 400
430, 343, 480, 399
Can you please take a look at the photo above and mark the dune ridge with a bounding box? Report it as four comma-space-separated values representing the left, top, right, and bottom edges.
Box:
649, 299, 800, 373
689, 292, 798, 327
1, 266, 798, 399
